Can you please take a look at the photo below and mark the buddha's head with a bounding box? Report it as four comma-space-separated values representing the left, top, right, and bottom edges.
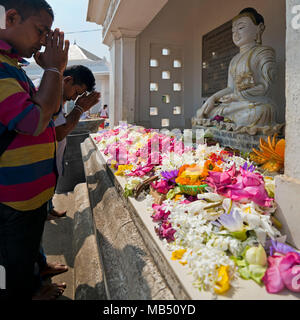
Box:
232, 8, 265, 48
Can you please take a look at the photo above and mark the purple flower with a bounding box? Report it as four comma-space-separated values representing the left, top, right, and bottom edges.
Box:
265, 240, 300, 257
242, 162, 255, 172
217, 208, 244, 232
161, 170, 179, 184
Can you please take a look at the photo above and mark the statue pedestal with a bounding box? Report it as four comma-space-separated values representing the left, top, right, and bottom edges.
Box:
193, 125, 268, 152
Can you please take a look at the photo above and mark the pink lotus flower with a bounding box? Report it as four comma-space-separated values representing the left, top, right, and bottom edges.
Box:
262, 252, 300, 293
180, 199, 192, 204
104, 143, 129, 165
156, 221, 176, 242
262, 255, 285, 293
151, 180, 173, 194
206, 164, 273, 207
127, 164, 154, 177
279, 252, 300, 292
152, 204, 171, 222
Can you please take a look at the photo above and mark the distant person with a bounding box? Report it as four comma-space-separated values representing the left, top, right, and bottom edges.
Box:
99, 104, 108, 129
0, 0, 69, 300
80, 110, 91, 120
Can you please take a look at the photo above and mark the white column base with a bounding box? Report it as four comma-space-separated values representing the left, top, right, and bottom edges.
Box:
275, 175, 300, 249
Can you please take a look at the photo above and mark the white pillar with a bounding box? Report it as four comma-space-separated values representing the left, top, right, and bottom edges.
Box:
120, 37, 136, 124
108, 30, 137, 127
109, 36, 121, 127
275, 0, 300, 249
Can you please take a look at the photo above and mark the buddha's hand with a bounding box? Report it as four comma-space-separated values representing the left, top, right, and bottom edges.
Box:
197, 96, 216, 118
219, 94, 239, 104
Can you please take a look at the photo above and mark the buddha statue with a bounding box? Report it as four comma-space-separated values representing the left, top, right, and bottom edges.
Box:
195, 8, 283, 135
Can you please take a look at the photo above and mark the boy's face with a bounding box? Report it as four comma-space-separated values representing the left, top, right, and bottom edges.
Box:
5, 9, 53, 58
63, 77, 87, 102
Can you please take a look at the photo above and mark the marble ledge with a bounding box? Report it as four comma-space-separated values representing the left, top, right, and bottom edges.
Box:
89, 133, 300, 300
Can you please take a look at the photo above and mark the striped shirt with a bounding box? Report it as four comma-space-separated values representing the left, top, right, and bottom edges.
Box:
0, 40, 57, 211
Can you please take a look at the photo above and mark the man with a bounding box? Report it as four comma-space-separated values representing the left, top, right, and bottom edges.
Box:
99, 104, 108, 129
0, 0, 69, 299
54, 65, 100, 179
36, 66, 100, 288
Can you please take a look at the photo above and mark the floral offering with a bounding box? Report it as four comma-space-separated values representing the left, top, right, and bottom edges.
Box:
93, 125, 298, 298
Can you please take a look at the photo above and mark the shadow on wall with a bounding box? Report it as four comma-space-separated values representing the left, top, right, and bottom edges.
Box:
90, 230, 152, 301
43, 201, 152, 300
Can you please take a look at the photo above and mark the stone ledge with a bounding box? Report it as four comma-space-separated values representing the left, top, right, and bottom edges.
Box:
73, 183, 107, 300
76, 119, 105, 133
275, 175, 300, 249
89, 133, 300, 300
192, 125, 268, 152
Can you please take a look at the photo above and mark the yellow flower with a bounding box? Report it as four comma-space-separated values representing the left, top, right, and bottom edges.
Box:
135, 142, 143, 149
115, 164, 133, 176
214, 266, 230, 294
243, 207, 251, 214
110, 160, 117, 170
174, 194, 183, 202
171, 249, 187, 261
179, 261, 188, 266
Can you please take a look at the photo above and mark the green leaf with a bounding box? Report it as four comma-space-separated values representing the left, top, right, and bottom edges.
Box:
231, 256, 247, 268
230, 230, 247, 241
238, 266, 251, 280
166, 187, 181, 200
248, 265, 267, 285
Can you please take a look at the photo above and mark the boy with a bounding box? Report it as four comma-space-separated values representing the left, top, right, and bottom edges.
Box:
0, 0, 69, 299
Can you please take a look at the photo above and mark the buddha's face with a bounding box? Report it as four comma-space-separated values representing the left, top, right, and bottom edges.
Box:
232, 16, 261, 48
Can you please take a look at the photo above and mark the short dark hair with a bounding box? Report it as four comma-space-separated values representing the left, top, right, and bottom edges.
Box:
239, 7, 264, 25
0, 0, 54, 20
63, 65, 96, 92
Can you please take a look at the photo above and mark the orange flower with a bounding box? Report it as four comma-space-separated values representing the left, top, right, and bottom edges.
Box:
175, 164, 208, 186
204, 160, 223, 173
250, 134, 285, 173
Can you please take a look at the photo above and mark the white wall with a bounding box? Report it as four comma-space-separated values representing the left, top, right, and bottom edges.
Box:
136, 0, 286, 128
91, 74, 110, 114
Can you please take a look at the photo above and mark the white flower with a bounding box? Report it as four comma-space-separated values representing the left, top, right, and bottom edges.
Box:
217, 208, 244, 232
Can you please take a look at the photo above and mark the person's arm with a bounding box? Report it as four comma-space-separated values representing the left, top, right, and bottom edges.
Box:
55, 91, 101, 141
55, 107, 82, 141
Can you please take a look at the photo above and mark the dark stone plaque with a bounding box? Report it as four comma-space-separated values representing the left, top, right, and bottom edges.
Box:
202, 20, 239, 97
